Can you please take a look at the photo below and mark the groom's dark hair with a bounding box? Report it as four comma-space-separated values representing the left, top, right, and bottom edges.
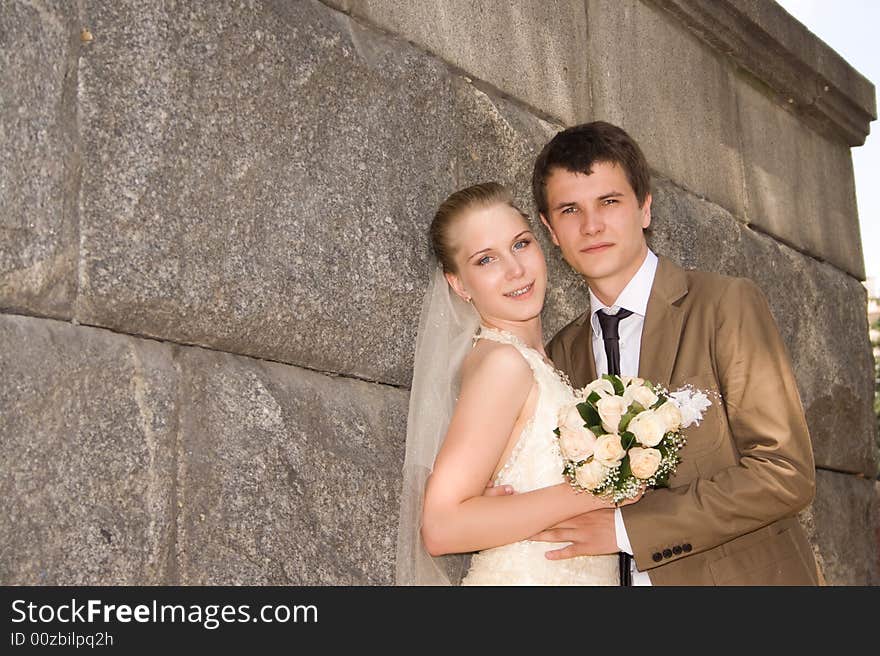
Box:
531, 121, 651, 217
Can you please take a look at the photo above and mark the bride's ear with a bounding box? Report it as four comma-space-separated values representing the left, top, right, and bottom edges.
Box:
444, 270, 471, 303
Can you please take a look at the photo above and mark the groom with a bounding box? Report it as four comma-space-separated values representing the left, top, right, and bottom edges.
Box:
532, 122, 820, 585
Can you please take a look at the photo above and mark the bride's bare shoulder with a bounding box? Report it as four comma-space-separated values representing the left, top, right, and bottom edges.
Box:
459, 338, 532, 387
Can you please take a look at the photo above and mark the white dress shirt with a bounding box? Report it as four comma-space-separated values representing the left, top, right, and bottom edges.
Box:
588, 249, 658, 586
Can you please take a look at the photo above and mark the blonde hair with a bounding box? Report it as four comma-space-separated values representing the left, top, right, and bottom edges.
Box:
429, 182, 528, 273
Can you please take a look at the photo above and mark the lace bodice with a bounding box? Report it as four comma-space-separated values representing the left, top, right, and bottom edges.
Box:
474, 327, 579, 492
460, 326, 619, 586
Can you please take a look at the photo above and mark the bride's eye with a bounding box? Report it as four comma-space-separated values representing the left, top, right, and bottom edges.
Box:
513, 239, 530, 251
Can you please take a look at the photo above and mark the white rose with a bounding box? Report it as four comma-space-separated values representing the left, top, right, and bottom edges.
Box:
558, 404, 585, 432
623, 383, 658, 410
558, 426, 597, 462
626, 409, 667, 447
620, 375, 644, 388
655, 400, 683, 433
594, 434, 626, 468
597, 395, 627, 434
557, 404, 597, 461
582, 378, 615, 399
629, 447, 662, 479
575, 459, 609, 490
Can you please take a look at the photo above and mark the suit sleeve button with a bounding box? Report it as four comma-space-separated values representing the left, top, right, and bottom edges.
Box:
672, 545, 682, 555
652, 552, 663, 562
682, 543, 692, 553
662, 548, 673, 559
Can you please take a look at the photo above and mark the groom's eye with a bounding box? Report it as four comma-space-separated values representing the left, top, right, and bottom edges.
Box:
477, 255, 493, 266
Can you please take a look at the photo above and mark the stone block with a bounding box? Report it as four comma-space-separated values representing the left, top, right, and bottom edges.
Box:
736, 76, 864, 279
0, 1, 80, 318
340, 0, 591, 126
175, 346, 407, 584
585, 0, 746, 218
0, 315, 177, 584
799, 470, 879, 585
649, 178, 877, 476
76, 0, 459, 386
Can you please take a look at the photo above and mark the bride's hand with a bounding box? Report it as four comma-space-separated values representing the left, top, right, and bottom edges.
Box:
481, 481, 515, 497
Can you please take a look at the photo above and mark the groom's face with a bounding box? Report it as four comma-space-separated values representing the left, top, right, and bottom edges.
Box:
539, 162, 651, 292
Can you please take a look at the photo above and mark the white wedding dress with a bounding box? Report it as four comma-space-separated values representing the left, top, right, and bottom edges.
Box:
460, 326, 619, 586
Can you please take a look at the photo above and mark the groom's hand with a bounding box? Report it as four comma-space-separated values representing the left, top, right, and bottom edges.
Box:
532, 508, 618, 559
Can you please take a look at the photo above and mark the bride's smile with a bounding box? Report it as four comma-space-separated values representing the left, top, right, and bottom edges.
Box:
504, 280, 534, 298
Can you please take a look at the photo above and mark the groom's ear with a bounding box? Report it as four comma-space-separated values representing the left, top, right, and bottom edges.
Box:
539, 214, 560, 246
640, 193, 653, 230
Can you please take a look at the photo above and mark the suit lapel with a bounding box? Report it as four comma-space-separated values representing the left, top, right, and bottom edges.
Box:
583, 322, 597, 386
567, 312, 597, 389
638, 256, 689, 387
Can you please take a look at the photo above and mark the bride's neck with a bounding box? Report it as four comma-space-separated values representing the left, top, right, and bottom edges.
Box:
479, 317, 545, 353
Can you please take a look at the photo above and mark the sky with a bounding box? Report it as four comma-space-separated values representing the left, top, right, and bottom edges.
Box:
775, 0, 879, 295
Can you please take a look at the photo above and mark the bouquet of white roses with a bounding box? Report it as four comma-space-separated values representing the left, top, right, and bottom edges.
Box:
554, 374, 711, 503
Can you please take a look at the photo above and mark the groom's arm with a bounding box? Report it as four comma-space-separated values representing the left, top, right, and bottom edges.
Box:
621, 277, 816, 570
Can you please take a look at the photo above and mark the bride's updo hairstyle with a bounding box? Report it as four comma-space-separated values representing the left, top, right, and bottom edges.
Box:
430, 182, 530, 274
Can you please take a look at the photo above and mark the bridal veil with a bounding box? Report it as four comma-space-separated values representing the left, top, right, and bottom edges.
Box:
395, 263, 480, 585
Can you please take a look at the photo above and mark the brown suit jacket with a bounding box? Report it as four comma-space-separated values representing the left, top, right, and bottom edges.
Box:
546, 255, 820, 585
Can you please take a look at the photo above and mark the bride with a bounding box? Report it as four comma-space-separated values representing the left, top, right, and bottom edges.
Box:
396, 182, 634, 586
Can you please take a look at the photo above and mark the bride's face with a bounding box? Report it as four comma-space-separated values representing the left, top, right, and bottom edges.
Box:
445, 203, 547, 323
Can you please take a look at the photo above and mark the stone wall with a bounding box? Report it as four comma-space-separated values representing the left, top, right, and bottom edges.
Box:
1, 0, 877, 584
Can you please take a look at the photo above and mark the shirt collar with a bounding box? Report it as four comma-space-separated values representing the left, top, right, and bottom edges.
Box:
589, 249, 658, 332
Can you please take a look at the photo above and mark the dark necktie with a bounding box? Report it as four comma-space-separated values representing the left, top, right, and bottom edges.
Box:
596, 308, 633, 376
596, 307, 634, 586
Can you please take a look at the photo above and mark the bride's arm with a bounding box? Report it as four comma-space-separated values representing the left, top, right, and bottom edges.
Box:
421, 343, 612, 557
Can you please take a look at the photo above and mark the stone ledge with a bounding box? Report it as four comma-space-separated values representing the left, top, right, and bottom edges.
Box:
649, 0, 876, 146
